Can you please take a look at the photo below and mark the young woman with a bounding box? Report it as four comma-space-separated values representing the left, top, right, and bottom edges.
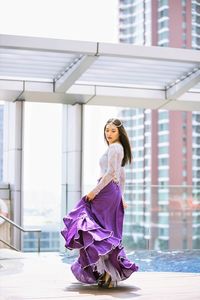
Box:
61, 118, 138, 288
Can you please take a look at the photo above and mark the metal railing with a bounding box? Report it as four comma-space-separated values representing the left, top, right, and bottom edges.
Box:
0, 214, 41, 253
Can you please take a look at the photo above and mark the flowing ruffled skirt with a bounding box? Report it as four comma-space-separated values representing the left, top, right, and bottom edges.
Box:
61, 181, 138, 284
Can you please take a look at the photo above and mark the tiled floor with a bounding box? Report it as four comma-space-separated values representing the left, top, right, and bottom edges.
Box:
0, 249, 200, 300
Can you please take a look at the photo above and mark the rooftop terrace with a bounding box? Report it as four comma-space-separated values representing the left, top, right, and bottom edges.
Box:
0, 249, 199, 300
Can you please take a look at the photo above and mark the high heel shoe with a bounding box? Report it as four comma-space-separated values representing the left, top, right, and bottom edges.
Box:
102, 273, 114, 289
97, 272, 106, 287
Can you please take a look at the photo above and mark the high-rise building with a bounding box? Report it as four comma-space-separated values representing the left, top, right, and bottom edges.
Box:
118, 0, 200, 250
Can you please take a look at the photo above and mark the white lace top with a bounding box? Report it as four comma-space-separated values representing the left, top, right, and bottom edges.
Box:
91, 143, 125, 197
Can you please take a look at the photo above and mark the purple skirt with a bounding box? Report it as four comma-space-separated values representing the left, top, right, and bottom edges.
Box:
61, 181, 138, 284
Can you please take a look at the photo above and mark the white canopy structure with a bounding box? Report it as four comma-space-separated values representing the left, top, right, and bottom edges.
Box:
0, 34, 200, 111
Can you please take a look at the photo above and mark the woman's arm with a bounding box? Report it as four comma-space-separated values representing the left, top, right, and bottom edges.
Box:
86, 144, 120, 201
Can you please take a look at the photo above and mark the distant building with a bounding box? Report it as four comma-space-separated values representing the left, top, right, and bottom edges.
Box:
23, 228, 60, 252
118, 0, 200, 250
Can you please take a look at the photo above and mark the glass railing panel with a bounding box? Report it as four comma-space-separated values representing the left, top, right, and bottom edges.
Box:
22, 184, 200, 253
123, 184, 200, 251
60, 184, 200, 272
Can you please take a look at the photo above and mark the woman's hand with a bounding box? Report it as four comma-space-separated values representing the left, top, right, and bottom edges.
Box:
86, 191, 95, 201
122, 198, 128, 209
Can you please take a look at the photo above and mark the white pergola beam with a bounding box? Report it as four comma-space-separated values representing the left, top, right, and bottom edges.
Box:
0, 80, 96, 104
166, 69, 200, 100
162, 100, 200, 111
1, 34, 200, 111
21, 91, 94, 104
55, 55, 97, 93
0, 79, 23, 101
178, 91, 200, 102
18, 83, 95, 104
1, 34, 200, 64
95, 86, 165, 100
98, 42, 200, 64
87, 86, 166, 109
88, 96, 166, 109
0, 80, 53, 101
1, 77, 200, 111
0, 90, 22, 101
0, 79, 23, 90
0, 34, 97, 55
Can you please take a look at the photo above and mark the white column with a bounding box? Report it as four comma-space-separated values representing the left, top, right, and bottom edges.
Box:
60, 104, 83, 252
3, 101, 24, 250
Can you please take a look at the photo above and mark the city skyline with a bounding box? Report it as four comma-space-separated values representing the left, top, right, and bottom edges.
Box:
118, 0, 200, 250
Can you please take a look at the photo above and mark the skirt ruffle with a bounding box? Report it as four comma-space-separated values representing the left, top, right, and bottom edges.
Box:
61, 182, 138, 284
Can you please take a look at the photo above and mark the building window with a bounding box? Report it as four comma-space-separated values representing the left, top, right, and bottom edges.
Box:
182, 33, 187, 40
159, 169, 169, 177
195, 137, 200, 144
120, 15, 136, 25
159, 42, 169, 47
197, 114, 200, 122
158, 0, 168, 8
194, 148, 200, 156
158, 9, 169, 18
158, 134, 169, 143
196, 15, 200, 23
182, 147, 187, 154
159, 111, 169, 119
120, 6, 135, 14
182, 0, 186, 6
182, 170, 187, 177
159, 157, 169, 165
158, 19, 169, 30
196, 5, 200, 14
159, 227, 169, 236
158, 146, 168, 154
159, 123, 169, 130
121, 0, 134, 4
120, 27, 135, 35
159, 30, 169, 40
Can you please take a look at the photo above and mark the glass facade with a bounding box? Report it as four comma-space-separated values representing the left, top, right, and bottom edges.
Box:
157, 0, 169, 46
119, 0, 151, 45
22, 102, 62, 252
192, 112, 200, 186
119, 0, 200, 48
192, 0, 200, 49
122, 185, 200, 251
23, 230, 60, 252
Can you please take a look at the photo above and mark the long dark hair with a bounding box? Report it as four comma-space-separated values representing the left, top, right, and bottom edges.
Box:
104, 118, 132, 167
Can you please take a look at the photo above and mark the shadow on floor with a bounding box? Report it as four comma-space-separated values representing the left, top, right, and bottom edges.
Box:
64, 282, 141, 298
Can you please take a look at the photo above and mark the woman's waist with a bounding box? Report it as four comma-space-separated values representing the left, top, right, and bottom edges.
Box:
98, 176, 120, 185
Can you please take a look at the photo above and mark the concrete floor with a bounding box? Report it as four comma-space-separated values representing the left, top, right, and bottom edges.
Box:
0, 249, 200, 300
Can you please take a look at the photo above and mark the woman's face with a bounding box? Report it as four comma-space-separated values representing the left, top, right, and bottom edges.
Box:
105, 123, 120, 144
